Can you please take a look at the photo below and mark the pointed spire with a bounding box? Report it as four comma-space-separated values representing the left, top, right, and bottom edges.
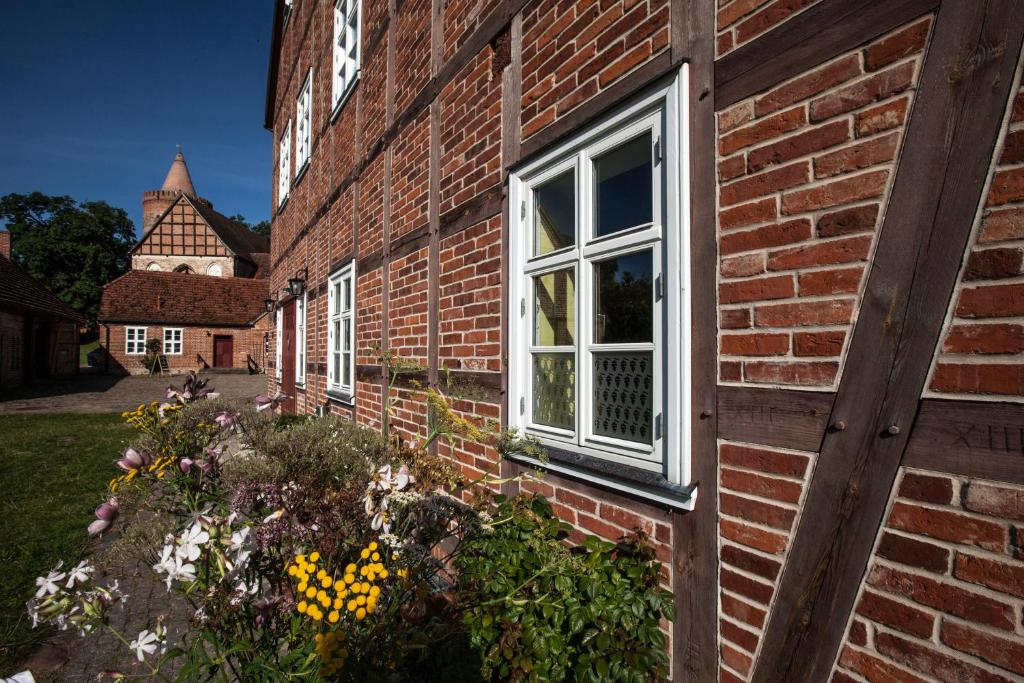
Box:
161, 146, 197, 196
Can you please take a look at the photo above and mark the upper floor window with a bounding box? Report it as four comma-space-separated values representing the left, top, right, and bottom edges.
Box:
163, 328, 183, 355
327, 261, 356, 397
278, 120, 292, 207
332, 0, 361, 112
508, 71, 689, 500
207, 263, 223, 277
295, 70, 313, 173
125, 327, 147, 355
295, 292, 307, 386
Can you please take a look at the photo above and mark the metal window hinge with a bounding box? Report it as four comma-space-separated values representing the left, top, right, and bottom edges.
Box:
655, 413, 663, 440
520, 201, 526, 220
520, 298, 526, 316
519, 397, 525, 414
654, 136, 662, 163
655, 274, 664, 301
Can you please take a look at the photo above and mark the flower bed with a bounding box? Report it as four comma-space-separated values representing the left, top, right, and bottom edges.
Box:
26, 371, 673, 681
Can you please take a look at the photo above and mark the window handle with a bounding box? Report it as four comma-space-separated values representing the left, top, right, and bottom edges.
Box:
655, 274, 664, 301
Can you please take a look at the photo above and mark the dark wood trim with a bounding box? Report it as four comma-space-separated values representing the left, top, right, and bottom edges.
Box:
438, 185, 504, 241
673, 0, 717, 679
715, 0, 941, 110
329, 254, 357, 276
904, 399, 1024, 485
717, 385, 834, 452
357, 250, 383, 274
753, 5, 1024, 681
669, 0, 688, 64
390, 223, 430, 261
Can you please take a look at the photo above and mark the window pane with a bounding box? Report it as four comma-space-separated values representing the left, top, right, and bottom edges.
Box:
532, 353, 574, 431
533, 268, 575, 346
533, 169, 575, 256
592, 351, 652, 444
593, 249, 653, 344
342, 351, 352, 387
342, 277, 351, 311
342, 319, 351, 351
594, 132, 652, 238
332, 351, 341, 385
333, 320, 341, 352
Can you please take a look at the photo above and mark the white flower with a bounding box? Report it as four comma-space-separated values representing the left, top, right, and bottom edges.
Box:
35, 563, 66, 599
262, 509, 285, 524
153, 544, 176, 576
176, 523, 210, 562
65, 560, 94, 589
394, 465, 413, 491
128, 628, 163, 662
364, 493, 375, 516
228, 526, 250, 551
371, 498, 392, 533
169, 556, 197, 588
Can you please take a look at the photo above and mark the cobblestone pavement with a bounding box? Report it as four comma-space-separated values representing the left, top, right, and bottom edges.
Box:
0, 373, 267, 414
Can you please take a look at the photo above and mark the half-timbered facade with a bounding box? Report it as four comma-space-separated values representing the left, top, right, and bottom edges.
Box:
265, 0, 1024, 679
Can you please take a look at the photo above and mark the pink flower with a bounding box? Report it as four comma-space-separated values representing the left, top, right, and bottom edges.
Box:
116, 447, 152, 472
213, 412, 237, 429
88, 499, 119, 536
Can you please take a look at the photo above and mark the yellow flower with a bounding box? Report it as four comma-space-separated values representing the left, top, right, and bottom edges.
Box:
335, 586, 348, 598
297, 600, 308, 614
309, 551, 320, 562
356, 608, 366, 620
343, 573, 355, 585
311, 609, 323, 621
380, 569, 390, 579
298, 581, 308, 592
346, 600, 357, 612
359, 582, 370, 594
366, 601, 377, 614
371, 552, 380, 562
359, 566, 368, 577
356, 595, 366, 606
345, 563, 356, 574
333, 598, 343, 609
369, 586, 381, 598
328, 610, 340, 623
321, 576, 333, 588
319, 594, 331, 608
360, 549, 370, 559
305, 587, 317, 599
368, 541, 378, 551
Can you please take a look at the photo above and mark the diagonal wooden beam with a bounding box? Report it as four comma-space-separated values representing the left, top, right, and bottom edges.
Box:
751, 2, 1024, 681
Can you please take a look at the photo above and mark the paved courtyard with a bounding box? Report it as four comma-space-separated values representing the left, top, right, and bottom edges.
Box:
0, 372, 267, 414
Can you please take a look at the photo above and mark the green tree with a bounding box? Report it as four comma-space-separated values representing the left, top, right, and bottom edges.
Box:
228, 213, 271, 238
0, 192, 135, 328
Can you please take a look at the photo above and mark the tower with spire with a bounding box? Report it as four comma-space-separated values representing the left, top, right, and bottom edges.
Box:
141, 148, 214, 231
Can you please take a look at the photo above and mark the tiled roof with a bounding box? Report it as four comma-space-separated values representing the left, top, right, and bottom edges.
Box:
98, 271, 268, 327
191, 200, 270, 261
0, 254, 85, 322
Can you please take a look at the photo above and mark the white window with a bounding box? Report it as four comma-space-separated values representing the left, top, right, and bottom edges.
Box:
327, 261, 356, 396
146, 262, 161, 271
508, 71, 690, 499
207, 263, 222, 277
295, 70, 313, 173
163, 328, 183, 355
332, 0, 361, 111
125, 327, 147, 355
278, 120, 292, 207
295, 292, 307, 385
275, 308, 283, 379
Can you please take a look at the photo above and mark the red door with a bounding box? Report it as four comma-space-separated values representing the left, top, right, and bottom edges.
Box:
281, 301, 296, 413
213, 336, 233, 368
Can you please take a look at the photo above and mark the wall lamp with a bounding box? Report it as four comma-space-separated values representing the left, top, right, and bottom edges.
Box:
286, 268, 308, 297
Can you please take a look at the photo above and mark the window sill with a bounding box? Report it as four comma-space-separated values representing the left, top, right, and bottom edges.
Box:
294, 161, 310, 186
330, 76, 360, 124
326, 389, 354, 406
505, 445, 697, 511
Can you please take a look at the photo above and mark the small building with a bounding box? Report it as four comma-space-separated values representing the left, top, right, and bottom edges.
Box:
0, 231, 85, 390
98, 150, 271, 374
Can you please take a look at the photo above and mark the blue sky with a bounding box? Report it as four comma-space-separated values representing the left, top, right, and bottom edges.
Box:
0, 2, 273, 236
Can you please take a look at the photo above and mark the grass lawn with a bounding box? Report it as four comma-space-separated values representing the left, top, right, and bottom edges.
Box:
0, 413, 133, 675
79, 339, 99, 366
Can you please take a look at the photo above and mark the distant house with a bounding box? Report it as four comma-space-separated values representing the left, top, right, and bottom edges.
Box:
0, 231, 85, 390
98, 150, 270, 374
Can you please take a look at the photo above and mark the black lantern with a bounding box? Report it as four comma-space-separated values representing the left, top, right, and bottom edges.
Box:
286, 268, 308, 297
264, 298, 276, 313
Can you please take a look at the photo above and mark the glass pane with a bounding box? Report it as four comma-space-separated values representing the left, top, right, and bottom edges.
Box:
332, 351, 341, 384
592, 351, 653, 444
532, 353, 575, 431
342, 319, 351, 351
594, 132, 653, 238
342, 278, 351, 311
533, 169, 576, 256
593, 249, 653, 344
333, 320, 341, 353
342, 352, 352, 387
533, 268, 575, 346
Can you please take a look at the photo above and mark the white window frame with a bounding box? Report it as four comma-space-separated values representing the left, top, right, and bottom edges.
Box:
295, 69, 313, 175
327, 260, 357, 397
507, 68, 691, 505
275, 307, 283, 379
295, 291, 307, 386
332, 0, 361, 115
278, 120, 292, 207
125, 326, 147, 355
163, 328, 183, 355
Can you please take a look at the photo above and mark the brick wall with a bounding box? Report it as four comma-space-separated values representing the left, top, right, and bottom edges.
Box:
717, 17, 931, 390
832, 469, 1024, 682
0, 310, 24, 389
102, 321, 268, 376
715, 0, 824, 58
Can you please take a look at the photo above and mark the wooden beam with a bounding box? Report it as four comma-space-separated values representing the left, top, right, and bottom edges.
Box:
672, 0, 718, 680
752, 4, 1024, 681
717, 386, 834, 451
904, 399, 1024, 485
715, 0, 940, 110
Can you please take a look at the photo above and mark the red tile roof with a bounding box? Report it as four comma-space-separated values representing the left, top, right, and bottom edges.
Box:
98, 271, 268, 327
0, 254, 85, 322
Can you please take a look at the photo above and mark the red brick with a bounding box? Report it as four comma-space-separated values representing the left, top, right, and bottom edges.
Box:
957, 283, 1024, 318
931, 363, 1024, 396
721, 332, 790, 356
600, 503, 652, 533
720, 491, 796, 530
848, 619, 868, 647
817, 204, 879, 237
720, 618, 760, 653
962, 482, 1024, 522
744, 360, 838, 386
721, 360, 743, 381
832, 670, 859, 683
768, 235, 872, 271
868, 563, 1016, 631
747, 120, 851, 173
722, 467, 802, 503
721, 253, 767, 278
954, 552, 1024, 598
980, 207, 1024, 243
814, 132, 900, 178
751, 40, 857, 112
856, 589, 934, 638
717, 31, 735, 57
720, 518, 788, 554
721, 643, 752, 674
887, 500, 1005, 551
721, 568, 773, 604
721, 197, 779, 231
755, 299, 854, 327
964, 248, 1023, 281
1013, 89, 1024, 123
856, 97, 910, 137
721, 308, 753, 329
721, 591, 767, 628
597, 39, 654, 87
719, 154, 747, 182
577, 512, 624, 541
898, 472, 953, 505
720, 275, 795, 304
782, 170, 889, 214
810, 62, 916, 122
716, 0, 773, 30
721, 543, 782, 580
719, 101, 755, 133
877, 531, 950, 573
722, 162, 810, 207
864, 18, 931, 71
999, 129, 1024, 165
719, 106, 806, 155
793, 330, 845, 356
989, 168, 1024, 206
555, 488, 597, 514
876, 631, 1015, 683
838, 646, 930, 683
798, 267, 863, 296
943, 324, 1024, 355
720, 443, 810, 478
942, 620, 1024, 676
721, 219, 812, 256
